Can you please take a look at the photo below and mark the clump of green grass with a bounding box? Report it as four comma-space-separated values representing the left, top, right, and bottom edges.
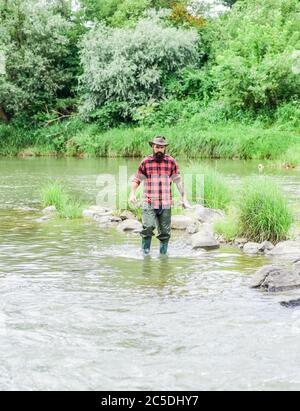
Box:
214, 207, 241, 242
41, 181, 68, 210
40, 181, 84, 219
202, 167, 231, 210
58, 200, 85, 219
239, 178, 293, 243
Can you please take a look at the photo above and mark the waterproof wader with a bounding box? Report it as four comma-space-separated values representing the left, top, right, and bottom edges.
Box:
140, 207, 171, 256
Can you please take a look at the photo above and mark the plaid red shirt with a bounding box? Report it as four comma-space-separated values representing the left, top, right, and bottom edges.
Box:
132, 154, 180, 209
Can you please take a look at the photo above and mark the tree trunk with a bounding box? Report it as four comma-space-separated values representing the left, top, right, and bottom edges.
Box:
0, 106, 9, 123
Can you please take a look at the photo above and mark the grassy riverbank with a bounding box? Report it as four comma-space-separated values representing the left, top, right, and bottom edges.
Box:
1, 115, 300, 163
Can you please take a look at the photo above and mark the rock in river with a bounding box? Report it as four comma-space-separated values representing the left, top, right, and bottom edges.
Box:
266, 241, 300, 259
117, 219, 142, 233
243, 242, 261, 254
251, 262, 300, 292
191, 231, 220, 251
171, 215, 195, 230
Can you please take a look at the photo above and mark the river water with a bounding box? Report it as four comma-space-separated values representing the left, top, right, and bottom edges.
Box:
1, 157, 300, 391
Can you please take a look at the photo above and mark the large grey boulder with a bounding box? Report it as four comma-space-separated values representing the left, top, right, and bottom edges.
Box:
117, 219, 142, 233
191, 231, 220, 250
189, 205, 225, 224
186, 220, 200, 235
251, 262, 300, 292
171, 215, 195, 230
266, 241, 300, 258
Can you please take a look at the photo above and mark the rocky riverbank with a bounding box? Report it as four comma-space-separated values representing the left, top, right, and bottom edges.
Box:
40, 203, 300, 258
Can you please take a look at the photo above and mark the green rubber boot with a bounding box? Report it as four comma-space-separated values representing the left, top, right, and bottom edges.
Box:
142, 238, 152, 256
159, 241, 169, 255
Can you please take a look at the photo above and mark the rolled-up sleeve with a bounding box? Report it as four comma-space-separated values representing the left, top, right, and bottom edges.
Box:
170, 160, 180, 182
132, 160, 147, 185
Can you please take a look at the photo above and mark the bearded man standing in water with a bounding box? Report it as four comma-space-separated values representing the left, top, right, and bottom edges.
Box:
129, 136, 190, 257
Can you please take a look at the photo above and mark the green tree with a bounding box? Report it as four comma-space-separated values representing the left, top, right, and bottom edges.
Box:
79, 13, 199, 125
209, 0, 300, 111
0, 0, 83, 124
78, 0, 187, 26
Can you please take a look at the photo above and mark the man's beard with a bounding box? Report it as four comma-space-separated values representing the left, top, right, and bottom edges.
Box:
153, 151, 165, 162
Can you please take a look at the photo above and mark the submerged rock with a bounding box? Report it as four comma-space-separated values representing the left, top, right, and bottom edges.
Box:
251, 263, 300, 292
42, 205, 56, 214
117, 219, 142, 233
171, 215, 195, 230
191, 231, 220, 250
94, 215, 112, 224
186, 220, 200, 235
280, 298, 300, 308
36, 215, 53, 223
83, 206, 112, 219
243, 242, 261, 254
266, 241, 300, 258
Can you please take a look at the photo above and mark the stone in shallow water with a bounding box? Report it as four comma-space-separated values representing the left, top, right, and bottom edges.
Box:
266, 241, 300, 258
42, 206, 56, 214
117, 219, 142, 233
280, 298, 300, 308
36, 215, 52, 223
251, 264, 300, 292
82, 206, 112, 219
186, 221, 200, 235
171, 215, 195, 230
258, 241, 274, 253
243, 242, 261, 254
94, 215, 112, 224
191, 231, 220, 250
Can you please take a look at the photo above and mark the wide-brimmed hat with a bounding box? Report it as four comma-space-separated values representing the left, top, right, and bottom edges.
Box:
149, 136, 169, 147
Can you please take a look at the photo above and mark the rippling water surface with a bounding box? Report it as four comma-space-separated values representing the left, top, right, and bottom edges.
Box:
1, 158, 300, 391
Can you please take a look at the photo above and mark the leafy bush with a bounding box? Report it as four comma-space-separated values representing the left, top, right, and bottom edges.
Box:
133, 98, 201, 126
79, 14, 199, 121
239, 178, 293, 243
209, 0, 300, 111
0, 0, 78, 124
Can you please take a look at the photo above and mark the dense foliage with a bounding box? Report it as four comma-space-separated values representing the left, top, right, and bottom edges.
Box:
79, 13, 199, 126
0, 0, 299, 146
